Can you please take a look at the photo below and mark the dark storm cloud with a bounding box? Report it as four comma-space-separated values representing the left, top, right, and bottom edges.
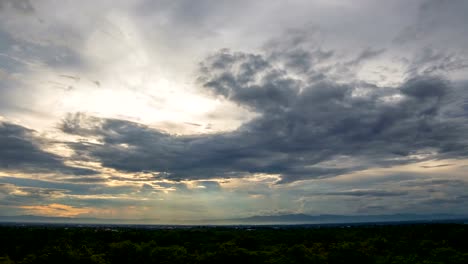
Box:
60, 33, 468, 183
0, 122, 97, 175
400, 76, 448, 99
199, 50, 299, 113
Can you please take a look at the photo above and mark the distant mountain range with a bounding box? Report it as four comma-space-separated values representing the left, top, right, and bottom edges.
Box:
1, 213, 467, 225
224, 213, 468, 224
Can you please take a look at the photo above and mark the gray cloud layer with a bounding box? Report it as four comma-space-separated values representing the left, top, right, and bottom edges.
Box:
59, 40, 468, 183
0, 0, 34, 14
1, 0, 468, 217
0, 122, 96, 175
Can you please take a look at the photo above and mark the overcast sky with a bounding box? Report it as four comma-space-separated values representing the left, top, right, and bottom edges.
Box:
1, 0, 468, 221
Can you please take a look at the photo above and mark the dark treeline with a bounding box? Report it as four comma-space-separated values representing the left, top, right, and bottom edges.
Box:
1, 224, 468, 264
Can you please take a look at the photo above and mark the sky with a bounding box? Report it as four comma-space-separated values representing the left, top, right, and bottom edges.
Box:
1, 0, 468, 222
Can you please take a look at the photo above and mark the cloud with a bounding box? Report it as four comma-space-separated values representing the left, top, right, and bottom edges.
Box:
323, 189, 408, 197
0, 176, 139, 196
0, 121, 97, 175
2, 0, 468, 218
19, 203, 91, 217
400, 75, 448, 99
344, 47, 386, 67
0, 0, 34, 14
397, 0, 468, 45
59, 37, 468, 183
405, 47, 468, 77
199, 49, 300, 113
0, 182, 68, 206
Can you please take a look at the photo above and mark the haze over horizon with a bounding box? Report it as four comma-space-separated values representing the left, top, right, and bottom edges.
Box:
1, 0, 468, 222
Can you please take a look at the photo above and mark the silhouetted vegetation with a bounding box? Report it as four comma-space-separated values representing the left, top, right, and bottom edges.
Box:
1, 224, 468, 263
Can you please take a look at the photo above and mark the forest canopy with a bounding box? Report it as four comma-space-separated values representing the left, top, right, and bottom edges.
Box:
1, 224, 467, 264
